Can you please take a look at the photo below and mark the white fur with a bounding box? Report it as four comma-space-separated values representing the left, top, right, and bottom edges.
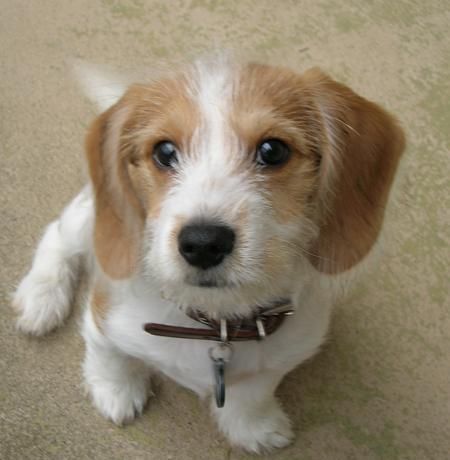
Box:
82, 309, 152, 425
71, 60, 128, 111
14, 182, 333, 452
14, 188, 93, 335
14, 60, 374, 453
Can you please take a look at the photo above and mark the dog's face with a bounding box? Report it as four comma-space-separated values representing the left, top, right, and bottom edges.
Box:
85, 60, 404, 314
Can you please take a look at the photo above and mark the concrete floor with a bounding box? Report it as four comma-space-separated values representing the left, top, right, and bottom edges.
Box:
1, 1, 449, 459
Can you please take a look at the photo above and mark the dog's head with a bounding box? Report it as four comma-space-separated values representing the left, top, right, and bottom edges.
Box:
84, 59, 404, 314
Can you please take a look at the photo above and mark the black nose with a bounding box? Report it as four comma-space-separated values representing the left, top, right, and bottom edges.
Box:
178, 223, 235, 270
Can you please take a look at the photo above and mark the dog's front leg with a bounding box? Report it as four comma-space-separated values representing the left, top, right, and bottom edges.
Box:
13, 188, 93, 335
82, 312, 152, 425
212, 371, 293, 453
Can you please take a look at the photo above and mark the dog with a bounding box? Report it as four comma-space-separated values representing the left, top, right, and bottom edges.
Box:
13, 56, 405, 453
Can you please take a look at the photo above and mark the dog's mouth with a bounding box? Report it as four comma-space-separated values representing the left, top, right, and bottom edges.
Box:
184, 273, 233, 289
197, 279, 221, 288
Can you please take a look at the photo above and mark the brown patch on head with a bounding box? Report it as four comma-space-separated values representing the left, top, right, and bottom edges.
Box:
232, 63, 322, 225
85, 74, 199, 279
232, 63, 405, 273
118, 77, 199, 219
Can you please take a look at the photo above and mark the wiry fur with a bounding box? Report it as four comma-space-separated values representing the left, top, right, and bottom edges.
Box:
13, 57, 404, 453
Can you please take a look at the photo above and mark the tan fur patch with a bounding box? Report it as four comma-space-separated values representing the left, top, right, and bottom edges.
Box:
85, 75, 199, 279
303, 69, 406, 273
118, 78, 199, 220
85, 106, 142, 280
234, 63, 405, 274
233, 64, 322, 225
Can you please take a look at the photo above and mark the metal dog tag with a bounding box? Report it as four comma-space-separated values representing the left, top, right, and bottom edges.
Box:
213, 358, 226, 408
209, 342, 233, 408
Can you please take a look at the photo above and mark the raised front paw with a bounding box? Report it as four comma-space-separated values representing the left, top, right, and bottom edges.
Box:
13, 272, 72, 336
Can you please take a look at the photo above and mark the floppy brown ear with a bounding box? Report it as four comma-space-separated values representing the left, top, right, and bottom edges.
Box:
304, 69, 405, 274
85, 103, 143, 279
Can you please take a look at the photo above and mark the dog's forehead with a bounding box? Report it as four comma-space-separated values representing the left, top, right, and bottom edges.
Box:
131, 63, 304, 127
187, 62, 304, 121
122, 62, 310, 168
185, 62, 306, 155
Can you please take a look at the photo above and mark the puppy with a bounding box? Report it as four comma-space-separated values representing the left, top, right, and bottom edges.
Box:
13, 57, 405, 453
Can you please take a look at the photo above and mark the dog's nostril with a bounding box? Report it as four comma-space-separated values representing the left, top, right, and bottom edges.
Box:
178, 223, 235, 270
183, 244, 194, 254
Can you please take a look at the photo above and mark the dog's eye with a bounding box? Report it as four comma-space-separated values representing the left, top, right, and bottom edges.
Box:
153, 141, 179, 169
256, 139, 291, 167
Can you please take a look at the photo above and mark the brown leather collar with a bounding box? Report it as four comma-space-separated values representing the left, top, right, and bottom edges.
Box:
143, 299, 293, 342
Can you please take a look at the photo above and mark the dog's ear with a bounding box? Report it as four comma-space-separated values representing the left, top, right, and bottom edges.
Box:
85, 102, 144, 279
304, 69, 405, 274
72, 60, 129, 112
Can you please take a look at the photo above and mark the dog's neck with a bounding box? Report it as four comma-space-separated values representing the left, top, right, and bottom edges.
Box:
143, 298, 294, 342
142, 297, 294, 409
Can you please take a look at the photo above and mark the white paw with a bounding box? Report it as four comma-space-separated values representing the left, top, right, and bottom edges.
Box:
216, 401, 294, 453
13, 272, 72, 336
87, 377, 151, 425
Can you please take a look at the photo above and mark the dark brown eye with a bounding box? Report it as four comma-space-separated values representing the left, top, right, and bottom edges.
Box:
153, 141, 179, 169
256, 139, 291, 167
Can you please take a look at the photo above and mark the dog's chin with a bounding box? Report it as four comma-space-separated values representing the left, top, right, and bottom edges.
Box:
147, 259, 293, 315
156, 273, 289, 317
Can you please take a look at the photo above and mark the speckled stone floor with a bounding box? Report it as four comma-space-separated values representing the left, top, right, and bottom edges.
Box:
1, 1, 449, 459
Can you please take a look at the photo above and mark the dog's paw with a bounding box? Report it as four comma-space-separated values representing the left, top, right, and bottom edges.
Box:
13, 272, 72, 336
88, 378, 151, 425
217, 402, 294, 453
